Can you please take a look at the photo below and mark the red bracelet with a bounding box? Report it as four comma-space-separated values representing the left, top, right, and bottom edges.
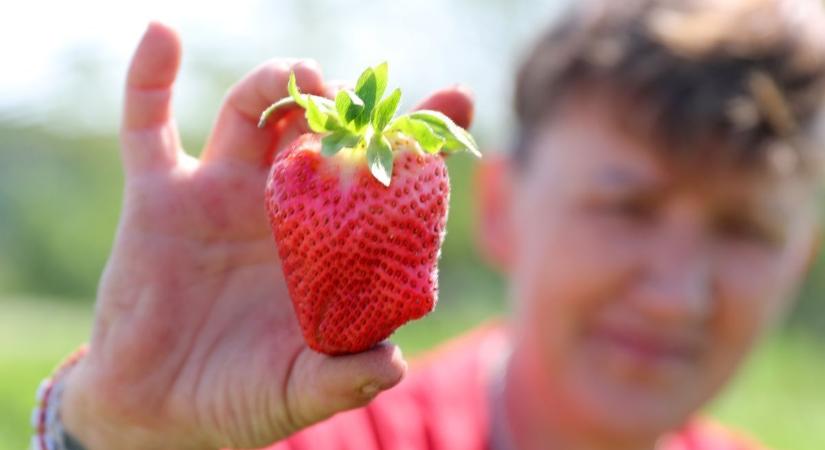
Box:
31, 345, 89, 450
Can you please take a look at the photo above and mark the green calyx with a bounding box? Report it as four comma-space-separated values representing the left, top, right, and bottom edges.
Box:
258, 62, 481, 187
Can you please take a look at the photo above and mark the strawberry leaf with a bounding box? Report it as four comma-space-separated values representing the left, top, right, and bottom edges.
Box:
354, 68, 376, 118
372, 88, 401, 132
322, 130, 362, 157
389, 116, 445, 153
335, 89, 365, 125
306, 97, 343, 133
287, 71, 338, 119
259, 72, 309, 128
260, 63, 482, 188
373, 62, 389, 100
259, 71, 343, 130
408, 110, 482, 158
258, 97, 298, 128
305, 98, 327, 133
354, 62, 389, 129
314, 97, 339, 116
287, 72, 307, 108
366, 134, 394, 187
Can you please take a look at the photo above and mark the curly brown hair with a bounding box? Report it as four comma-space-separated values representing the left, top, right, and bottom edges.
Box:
514, 0, 825, 177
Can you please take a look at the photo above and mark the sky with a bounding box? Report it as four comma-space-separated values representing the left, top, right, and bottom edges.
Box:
0, 0, 566, 147
0, 0, 263, 103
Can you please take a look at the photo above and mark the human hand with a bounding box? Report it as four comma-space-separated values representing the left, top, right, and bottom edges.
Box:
59, 22, 473, 450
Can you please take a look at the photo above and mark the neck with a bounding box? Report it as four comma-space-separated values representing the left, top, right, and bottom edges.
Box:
501, 347, 661, 450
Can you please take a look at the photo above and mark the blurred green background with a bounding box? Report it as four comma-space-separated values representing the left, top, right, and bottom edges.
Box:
1, 0, 823, 449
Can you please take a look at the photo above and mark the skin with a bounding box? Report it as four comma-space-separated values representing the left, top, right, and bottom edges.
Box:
61, 22, 474, 450
476, 91, 819, 450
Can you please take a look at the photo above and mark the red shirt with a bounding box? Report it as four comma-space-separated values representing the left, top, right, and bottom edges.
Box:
269, 325, 765, 450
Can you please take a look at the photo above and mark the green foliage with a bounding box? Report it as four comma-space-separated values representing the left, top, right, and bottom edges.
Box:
708, 331, 825, 450
407, 111, 482, 157
366, 134, 394, 187
0, 124, 122, 300
353, 62, 389, 129
388, 116, 444, 153
321, 130, 361, 157
288, 69, 307, 108
0, 299, 92, 447
335, 89, 364, 124
372, 88, 402, 132
257, 63, 481, 186
790, 251, 825, 332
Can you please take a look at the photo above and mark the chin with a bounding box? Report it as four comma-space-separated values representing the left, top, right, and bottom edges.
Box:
559, 366, 704, 437
551, 332, 717, 436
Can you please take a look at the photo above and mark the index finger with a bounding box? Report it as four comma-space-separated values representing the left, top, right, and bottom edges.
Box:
201, 59, 324, 166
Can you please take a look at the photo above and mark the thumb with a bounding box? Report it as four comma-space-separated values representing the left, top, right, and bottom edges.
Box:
287, 343, 407, 426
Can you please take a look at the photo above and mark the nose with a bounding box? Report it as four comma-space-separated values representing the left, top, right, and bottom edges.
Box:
633, 217, 713, 325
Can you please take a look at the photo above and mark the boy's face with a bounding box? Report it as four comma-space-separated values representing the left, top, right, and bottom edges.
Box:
502, 92, 818, 433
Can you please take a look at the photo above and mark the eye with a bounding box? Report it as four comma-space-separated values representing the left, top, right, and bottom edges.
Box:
712, 214, 784, 247
602, 197, 657, 222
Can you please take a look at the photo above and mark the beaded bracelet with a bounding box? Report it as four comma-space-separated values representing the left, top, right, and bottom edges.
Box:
31, 345, 89, 450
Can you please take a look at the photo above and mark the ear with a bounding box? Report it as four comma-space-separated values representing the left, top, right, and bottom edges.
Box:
474, 153, 515, 272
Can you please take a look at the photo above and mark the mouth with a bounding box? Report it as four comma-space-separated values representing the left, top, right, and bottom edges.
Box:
588, 323, 703, 369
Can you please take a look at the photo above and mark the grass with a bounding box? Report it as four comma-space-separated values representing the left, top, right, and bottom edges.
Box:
1, 298, 823, 450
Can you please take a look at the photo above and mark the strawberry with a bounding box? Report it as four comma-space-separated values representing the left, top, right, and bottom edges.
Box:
260, 63, 480, 355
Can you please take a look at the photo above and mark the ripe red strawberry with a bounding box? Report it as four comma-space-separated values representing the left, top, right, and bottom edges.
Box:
260, 63, 480, 355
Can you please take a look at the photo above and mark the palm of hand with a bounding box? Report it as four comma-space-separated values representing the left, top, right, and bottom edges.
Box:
98, 159, 311, 448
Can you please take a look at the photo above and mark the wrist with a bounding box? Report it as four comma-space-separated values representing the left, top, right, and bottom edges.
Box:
32, 346, 88, 450
61, 358, 150, 450
60, 358, 214, 450
60, 361, 115, 450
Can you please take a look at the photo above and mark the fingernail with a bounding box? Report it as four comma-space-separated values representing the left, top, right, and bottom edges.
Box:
361, 383, 380, 397
453, 83, 475, 99
295, 58, 321, 71
146, 20, 165, 32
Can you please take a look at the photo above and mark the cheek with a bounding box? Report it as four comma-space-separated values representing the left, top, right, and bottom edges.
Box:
510, 203, 642, 363
713, 245, 801, 352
